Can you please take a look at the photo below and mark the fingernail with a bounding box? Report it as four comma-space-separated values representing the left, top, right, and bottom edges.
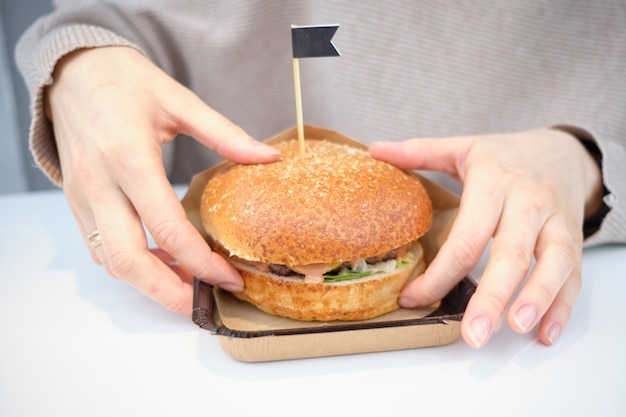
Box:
218, 282, 244, 293
546, 324, 561, 345
468, 316, 492, 348
514, 304, 538, 333
253, 141, 280, 156
398, 296, 419, 308
369, 141, 392, 154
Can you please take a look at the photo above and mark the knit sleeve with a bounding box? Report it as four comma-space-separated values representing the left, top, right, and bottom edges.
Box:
553, 126, 626, 246
584, 136, 626, 246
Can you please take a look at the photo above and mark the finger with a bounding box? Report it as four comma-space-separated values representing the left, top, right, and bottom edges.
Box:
537, 267, 581, 346
460, 190, 547, 348
400, 168, 504, 308
61, 172, 104, 264
91, 188, 195, 314
507, 212, 580, 337
369, 137, 473, 178
150, 247, 195, 285
115, 155, 244, 292
165, 87, 280, 164
66, 199, 102, 264
52, 119, 105, 264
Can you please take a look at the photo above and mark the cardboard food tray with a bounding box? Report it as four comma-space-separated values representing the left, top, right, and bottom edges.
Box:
184, 125, 476, 362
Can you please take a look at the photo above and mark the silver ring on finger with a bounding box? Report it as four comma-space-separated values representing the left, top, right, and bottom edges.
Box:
87, 229, 103, 249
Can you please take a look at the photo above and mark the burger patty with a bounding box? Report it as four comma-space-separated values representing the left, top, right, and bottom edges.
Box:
268, 263, 303, 277
267, 248, 399, 278
365, 248, 398, 265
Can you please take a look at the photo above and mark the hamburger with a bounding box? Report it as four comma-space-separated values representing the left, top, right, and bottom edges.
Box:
200, 138, 433, 321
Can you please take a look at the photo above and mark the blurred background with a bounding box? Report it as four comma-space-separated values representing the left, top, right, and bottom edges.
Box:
0, 0, 53, 194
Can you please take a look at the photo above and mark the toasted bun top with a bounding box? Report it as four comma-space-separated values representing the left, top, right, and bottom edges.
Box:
200, 139, 432, 265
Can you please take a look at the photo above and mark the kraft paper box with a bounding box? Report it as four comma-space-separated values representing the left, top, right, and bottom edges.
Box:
183, 125, 475, 362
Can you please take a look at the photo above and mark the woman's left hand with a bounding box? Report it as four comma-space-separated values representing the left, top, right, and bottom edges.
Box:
370, 129, 603, 348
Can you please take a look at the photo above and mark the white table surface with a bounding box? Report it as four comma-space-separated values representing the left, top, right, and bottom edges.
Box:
1, 187, 624, 417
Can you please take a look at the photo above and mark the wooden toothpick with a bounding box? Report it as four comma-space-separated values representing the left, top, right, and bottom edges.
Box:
291, 25, 306, 156
290, 23, 340, 156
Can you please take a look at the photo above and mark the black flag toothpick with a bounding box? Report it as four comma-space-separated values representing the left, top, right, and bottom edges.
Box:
291, 24, 341, 155
292, 25, 341, 58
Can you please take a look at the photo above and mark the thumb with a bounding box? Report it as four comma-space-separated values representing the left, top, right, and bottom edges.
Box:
167, 87, 280, 164
370, 137, 473, 178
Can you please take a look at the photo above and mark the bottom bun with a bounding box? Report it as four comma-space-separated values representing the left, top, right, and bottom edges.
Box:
229, 244, 426, 321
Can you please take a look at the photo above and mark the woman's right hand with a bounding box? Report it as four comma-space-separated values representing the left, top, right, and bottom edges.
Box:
45, 46, 280, 314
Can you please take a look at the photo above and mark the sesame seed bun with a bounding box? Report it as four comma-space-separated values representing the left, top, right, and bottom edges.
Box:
229, 243, 427, 321
200, 138, 433, 321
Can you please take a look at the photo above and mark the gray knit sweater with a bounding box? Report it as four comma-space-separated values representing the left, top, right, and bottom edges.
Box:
15, 0, 626, 245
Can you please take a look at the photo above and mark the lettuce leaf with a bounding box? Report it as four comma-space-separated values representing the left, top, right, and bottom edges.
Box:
323, 270, 372, 282
322, 250, 416, 283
